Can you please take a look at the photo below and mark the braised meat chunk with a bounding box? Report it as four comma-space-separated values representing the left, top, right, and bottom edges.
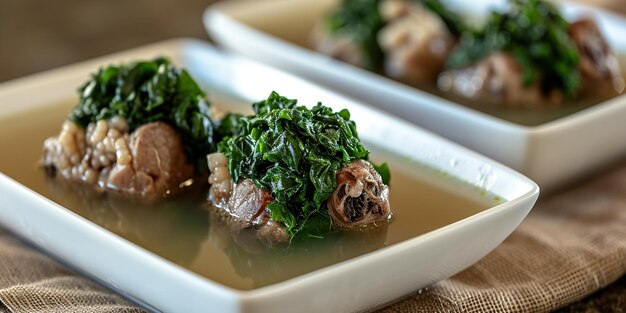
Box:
313, 0, 462, 78
108, 121, 194, 197
43, 119, 194, 200
328, 160, 390, 227
438, 53, 560, 108
208, 152, 289, 246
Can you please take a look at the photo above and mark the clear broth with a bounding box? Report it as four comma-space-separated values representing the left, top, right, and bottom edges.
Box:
0, 97, 497, 290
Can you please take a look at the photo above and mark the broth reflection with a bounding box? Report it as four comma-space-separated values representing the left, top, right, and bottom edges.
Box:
44, 175, 209, 265
207, 205, 388, 288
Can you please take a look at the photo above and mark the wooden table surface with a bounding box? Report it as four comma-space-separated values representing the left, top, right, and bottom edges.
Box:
0, 0, 624, 312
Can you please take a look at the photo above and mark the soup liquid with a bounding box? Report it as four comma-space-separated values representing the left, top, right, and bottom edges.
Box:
0, 98, 496, 290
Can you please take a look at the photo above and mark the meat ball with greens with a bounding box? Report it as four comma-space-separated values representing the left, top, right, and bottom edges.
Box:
312, 0, 465, 83
439, 0, 624, 107
207, 92, 392, 246
42, 58, 215, 201
314, 0, 624, 108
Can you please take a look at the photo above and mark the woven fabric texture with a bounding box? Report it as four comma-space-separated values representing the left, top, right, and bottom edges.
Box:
0, 231, 143, 313
1, 166, 626, 312
379, 166, 626, 313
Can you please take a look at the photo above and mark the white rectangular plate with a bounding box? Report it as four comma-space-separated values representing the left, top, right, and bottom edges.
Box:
0, 39, 538, 313
204, 0, 626, 190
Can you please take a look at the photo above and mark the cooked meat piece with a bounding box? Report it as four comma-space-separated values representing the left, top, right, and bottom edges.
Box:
207, 152, 289, 246
439, 19, 623, 107
208, 153, 273, 225
226, 179, 274, 228
207, 153, 392, 245
437, 53, 562, 108
43, 118, 194, 201
327, 159, 391, 228
311, 23, 365, 68
569, 18, 625, 96
108, 121, 194, 198
378, 0, 455, 84
208, 180, 289, 247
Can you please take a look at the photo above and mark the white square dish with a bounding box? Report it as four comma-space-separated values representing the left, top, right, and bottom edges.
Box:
0, 39, 538, 313
204, 0, 626, 190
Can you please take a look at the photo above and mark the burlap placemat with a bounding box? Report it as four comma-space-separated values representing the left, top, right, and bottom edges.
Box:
379, 166, 626, 313
0, 231, 143, 313
1, 165, 625, 312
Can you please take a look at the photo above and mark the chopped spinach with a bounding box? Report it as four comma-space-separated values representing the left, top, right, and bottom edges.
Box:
326, 0, 385, 71
218, 91, 389, 240
373, 162, 391, 186
215, 112, 244, 143
420, 0, 470, 36
68, 58, 215, 171
325, 0, 467, 72
446, 0, 581, 97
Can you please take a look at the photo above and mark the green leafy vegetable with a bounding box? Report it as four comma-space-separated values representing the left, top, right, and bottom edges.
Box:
325, 0, 467, 72
215, 112, 244, 143
326, 0, 385, 71
373, 162, 391, 186
218, 92, 389, 240
68, 58, 215, 170
446, 0, 581, 97
420, 0, 470, 36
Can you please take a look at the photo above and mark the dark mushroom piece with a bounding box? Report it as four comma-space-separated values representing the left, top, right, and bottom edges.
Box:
328, 159, 391, 228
